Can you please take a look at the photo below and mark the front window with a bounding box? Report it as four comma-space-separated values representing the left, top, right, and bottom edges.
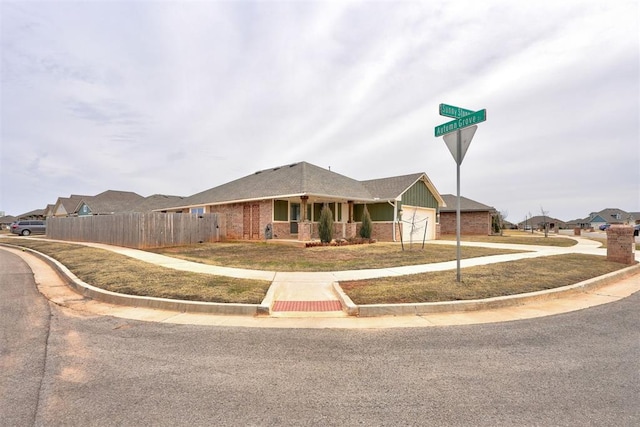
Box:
191, 207, 205, 215
273, 200, 288, 221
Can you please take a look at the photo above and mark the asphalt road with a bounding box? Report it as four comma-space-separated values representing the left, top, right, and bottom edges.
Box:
1, 249, 639, 426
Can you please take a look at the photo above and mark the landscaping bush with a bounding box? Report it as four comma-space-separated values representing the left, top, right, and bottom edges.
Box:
318, 205, 334, 243
492, 215, 501, 234
359, 205, 372, 239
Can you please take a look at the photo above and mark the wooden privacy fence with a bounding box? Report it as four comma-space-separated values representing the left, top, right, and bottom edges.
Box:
47, 213, 224, 249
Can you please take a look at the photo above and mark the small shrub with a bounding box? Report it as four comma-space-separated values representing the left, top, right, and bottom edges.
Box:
360, 205, 372, 239
318, 205, 334, 243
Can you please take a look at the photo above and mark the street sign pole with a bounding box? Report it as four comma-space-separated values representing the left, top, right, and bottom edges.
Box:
455, 129, 461, 282
435, 104, 486, 283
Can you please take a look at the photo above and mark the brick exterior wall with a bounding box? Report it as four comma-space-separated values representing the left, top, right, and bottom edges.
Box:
606, 225, 636, 265
355, 222, 400, 242
272, 222, 291, 239
205, 200, 409, 242
303, 222, 357, 240
210, 201, 272, 240
440, 211, 491, 235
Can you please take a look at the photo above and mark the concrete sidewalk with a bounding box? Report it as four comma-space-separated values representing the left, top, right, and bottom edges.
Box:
3, 243, 639, 329
71, 235, 613, 298
1, 235, 638, 326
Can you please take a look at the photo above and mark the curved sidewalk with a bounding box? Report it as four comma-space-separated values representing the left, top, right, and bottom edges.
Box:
1, 236, 639, 328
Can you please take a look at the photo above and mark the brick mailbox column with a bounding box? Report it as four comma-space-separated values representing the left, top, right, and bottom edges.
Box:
606, 225, 636, 265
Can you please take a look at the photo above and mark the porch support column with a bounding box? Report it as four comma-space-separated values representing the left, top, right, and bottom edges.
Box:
300, 196, 309, 222
345, 200, 356, 239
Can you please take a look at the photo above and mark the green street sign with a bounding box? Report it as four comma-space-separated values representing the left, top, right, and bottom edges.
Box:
434, 109, 486, 137
439, 103, 474, 119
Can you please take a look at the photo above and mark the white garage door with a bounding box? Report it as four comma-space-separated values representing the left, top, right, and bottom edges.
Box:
401, 206, 436, 244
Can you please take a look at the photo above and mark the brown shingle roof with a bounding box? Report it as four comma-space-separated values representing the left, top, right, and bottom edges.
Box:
78, 190, 144, 214
125, 194, 186, 212
360, 173, 425, 200
173, 162, 374, 208
440, 194, 495, 212
164, 162, 445, 211
56, 194, 88, 215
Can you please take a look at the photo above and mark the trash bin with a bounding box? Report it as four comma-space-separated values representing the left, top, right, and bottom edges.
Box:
265, 223, 273, 240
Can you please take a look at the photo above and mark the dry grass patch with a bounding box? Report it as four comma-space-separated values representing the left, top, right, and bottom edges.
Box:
340, 254, 633, 304
150, 242, 524, 271
3, 239, 270, 303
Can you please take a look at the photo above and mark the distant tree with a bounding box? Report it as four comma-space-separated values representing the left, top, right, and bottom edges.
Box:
499, 210, 509, 235
359, 205, 372, 239
318, 205, 334, 243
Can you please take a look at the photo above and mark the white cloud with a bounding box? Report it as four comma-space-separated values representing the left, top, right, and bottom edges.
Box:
1, 0, 638, 221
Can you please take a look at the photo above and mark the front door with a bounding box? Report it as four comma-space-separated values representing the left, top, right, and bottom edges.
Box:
290, 203, 300, 234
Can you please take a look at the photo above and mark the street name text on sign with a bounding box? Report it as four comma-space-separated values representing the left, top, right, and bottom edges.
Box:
434, 109, 486, 137
439, 103, 474, 119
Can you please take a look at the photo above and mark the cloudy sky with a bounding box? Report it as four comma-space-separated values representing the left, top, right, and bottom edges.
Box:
1, 0, 638, 223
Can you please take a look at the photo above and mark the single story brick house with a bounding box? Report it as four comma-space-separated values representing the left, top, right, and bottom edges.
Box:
566, 208, 637, 230
50, 195, 90, 217
518, 215, 566, 231
157, 161, 446, 242
439, 194, 496, 235
74, 190, 144, 216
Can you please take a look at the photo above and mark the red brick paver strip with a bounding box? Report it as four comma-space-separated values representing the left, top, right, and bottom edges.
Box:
272, 300, 343, 312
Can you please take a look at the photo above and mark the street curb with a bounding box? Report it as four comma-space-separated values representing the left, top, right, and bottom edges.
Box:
332, 282, 359, 316
3, 243, 638, 318
351, 263, 640, 317
3, 244, 259, 316
257, 280, 278, 316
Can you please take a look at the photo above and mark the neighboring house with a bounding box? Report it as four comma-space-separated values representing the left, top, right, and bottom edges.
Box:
517, 215, 566, 231
16, 209, 46, 220
0, 215, 17, 230
568, 208, 636, 230
43, 204, 55, 218
158, 161, 445, 242
50, 195, 89, 217
565, 217, 590, 229
502, 220, 516, 229
439, 195, 496, 235
76, 190, 144, 216
125, 194, 186, 213
48, 192, 174, 217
